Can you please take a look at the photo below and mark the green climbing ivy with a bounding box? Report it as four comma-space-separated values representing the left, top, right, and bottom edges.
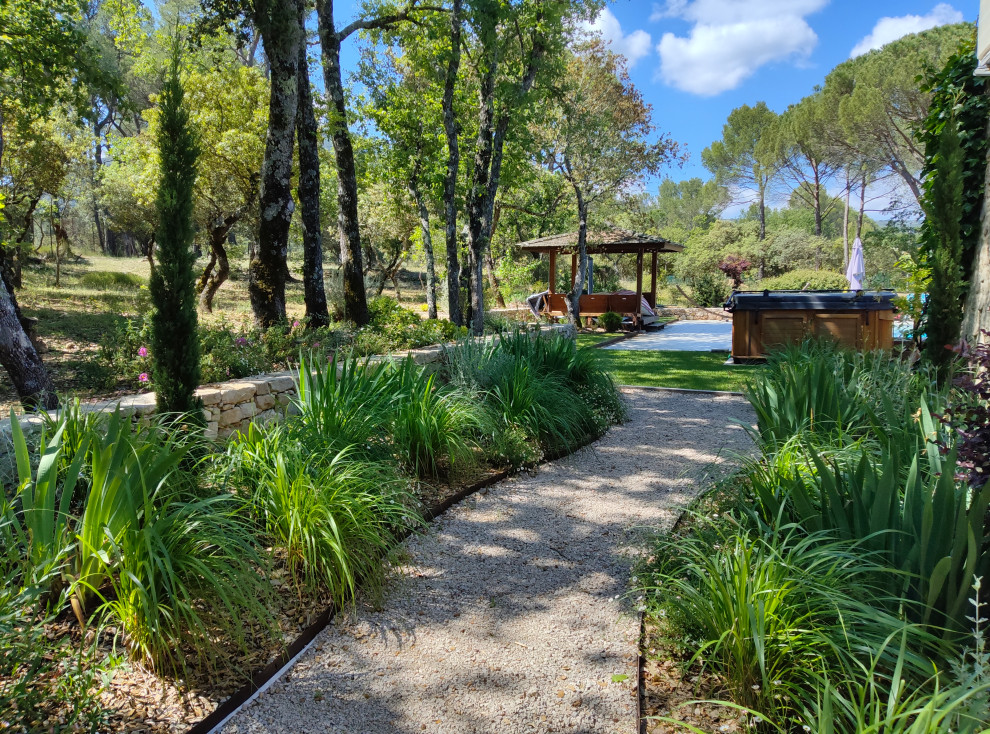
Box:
917, 34, 990, 285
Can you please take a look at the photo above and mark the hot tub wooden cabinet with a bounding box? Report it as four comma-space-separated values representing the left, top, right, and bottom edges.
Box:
724, 290, 897, 361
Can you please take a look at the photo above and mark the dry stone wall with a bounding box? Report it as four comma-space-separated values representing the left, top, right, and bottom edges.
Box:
655, 306, 731, 322
2, 325, 578, 444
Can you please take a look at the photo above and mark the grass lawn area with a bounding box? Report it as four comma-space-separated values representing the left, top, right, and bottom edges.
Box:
593, 349, 759, 392
576, 332, 622, 348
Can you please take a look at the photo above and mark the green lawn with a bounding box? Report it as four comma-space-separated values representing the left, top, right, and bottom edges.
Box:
576, 332, 622, 348
593, 350, 759, 392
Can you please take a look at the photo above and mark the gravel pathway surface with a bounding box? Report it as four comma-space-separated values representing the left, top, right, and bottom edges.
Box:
221, 388, 755, 734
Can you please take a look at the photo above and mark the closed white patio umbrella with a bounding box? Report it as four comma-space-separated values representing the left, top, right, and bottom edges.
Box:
846, 237, 865, 290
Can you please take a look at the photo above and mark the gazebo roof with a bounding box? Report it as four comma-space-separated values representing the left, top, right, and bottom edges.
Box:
517, 226, 683, 255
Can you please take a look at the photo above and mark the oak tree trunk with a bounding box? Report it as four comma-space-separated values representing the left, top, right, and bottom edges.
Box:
566, 177, 588, 325
317, 1, 370, 326
250, 0, 301, 328
0, 277, 57, 410
296, 19, 330, 329
487, 202, 506, 308
441, 0, 462, 325
465, 16, 544, 334
466, 56, 497, 335
200, 228, 231, 313
409, 178, 438, 319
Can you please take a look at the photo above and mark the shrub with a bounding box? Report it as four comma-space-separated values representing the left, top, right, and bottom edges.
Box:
78, 270, 145, 290
368, 295, 419, 330
199, 323, 270, 383
483, 312, 515, 335
97, 313, 153, 389
718, 255, 751, 288
689, 271, 729, 307
760, 269, 849, 291
599, 311, 622, 332
258, 320, 350, 368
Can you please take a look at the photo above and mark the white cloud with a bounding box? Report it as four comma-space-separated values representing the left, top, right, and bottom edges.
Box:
654, 0, 827, 96
850, 3, 963, 57
583, 8, 653, 68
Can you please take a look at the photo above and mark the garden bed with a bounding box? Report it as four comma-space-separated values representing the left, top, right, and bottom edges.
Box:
634, 340, 990, 733
1, 331, 625, 733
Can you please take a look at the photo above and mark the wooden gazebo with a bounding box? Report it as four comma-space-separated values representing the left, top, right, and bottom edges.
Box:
518, 227, 683, 327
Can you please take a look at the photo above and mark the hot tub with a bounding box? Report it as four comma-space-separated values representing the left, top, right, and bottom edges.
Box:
724, 290, 898, 361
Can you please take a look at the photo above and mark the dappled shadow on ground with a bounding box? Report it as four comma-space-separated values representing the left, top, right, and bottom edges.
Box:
223, 390, 755, 734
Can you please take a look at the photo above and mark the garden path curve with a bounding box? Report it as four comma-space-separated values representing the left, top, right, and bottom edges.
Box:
221, 388, 755, 734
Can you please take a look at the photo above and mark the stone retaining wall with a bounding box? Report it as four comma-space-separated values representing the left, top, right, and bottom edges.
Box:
655, 306, 731, 322
2, 324, 577, 444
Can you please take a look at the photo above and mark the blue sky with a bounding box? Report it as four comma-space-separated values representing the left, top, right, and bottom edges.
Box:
328, 0, 971, 207
589, 0, 972, 184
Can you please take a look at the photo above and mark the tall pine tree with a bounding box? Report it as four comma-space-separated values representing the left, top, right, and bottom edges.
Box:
150, 42, 202, 418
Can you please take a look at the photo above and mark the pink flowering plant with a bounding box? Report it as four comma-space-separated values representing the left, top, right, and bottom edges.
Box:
96, 313, 153, 389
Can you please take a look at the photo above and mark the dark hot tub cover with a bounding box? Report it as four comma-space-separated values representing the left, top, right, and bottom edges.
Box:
724, 290, 897, 313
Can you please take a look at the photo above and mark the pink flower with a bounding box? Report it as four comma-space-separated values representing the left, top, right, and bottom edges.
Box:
139, 373, 149, 382
313, 342, 321, 349
292, 320, 300, 328
138, 346, 148, 357
235, 337, 248, 346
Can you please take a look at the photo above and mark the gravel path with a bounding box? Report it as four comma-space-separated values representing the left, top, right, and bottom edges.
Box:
221, 388, 755, 734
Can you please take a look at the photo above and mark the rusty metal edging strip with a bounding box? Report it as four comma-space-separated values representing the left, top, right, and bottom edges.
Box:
638, 610, 647, 734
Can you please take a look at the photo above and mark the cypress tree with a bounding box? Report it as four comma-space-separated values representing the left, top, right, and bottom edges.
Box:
150, 42, 202, 419
922, 114, 965, 376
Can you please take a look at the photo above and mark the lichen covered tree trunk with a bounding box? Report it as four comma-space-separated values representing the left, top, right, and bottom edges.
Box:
441, 0, 462, 325
566, 171, 588, 325
317, 2, 369, 326
466, 57, 497, 336
199, 228, 231, 313
409, 177, 437, 319
250, 0, 301, 328
0, 278, 57, 410
296, 18, 330, 329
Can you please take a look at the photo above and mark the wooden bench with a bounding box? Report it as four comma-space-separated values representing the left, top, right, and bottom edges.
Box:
542, 293, 655, 328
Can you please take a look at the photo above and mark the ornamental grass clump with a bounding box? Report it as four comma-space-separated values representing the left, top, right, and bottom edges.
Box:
292, 353, 395, 457
643, 524, 939, 728
747, 340, 938, 453
388, 358, 483, 478
640, 338, 990, 731
438, 331, 624, 463
3, 408, 273, 675
227, 424, 420, 605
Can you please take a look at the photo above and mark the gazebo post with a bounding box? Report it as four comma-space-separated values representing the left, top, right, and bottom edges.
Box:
650, 251, 658, 309
635, 249, 644, 330
548, 250, 557, 293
